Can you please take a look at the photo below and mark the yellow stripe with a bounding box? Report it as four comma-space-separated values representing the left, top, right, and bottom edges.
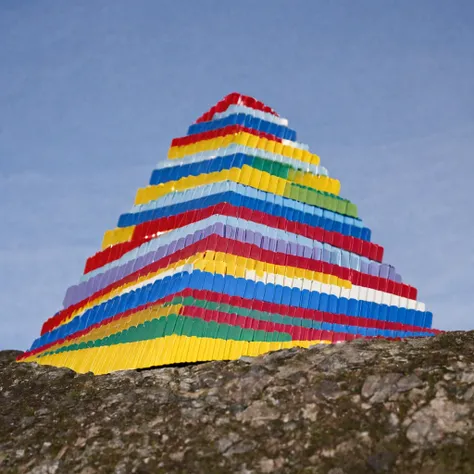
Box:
135, 166, 338, 205
102, 227, 135, 248
168, 131, 320, 166
56, 251, 352, 329
40, 304, 184, 356
19, 336, 329, 375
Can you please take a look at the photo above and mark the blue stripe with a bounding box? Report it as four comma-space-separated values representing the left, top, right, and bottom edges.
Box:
187, 113, 297, 141
149, 153, 317, 186
117, 190, 371, 241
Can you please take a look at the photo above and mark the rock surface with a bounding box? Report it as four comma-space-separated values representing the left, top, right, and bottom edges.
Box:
2, 332, 474, 473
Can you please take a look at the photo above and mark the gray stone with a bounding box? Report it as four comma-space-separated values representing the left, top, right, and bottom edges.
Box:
239, 356, 259, 364
460, 372, 474, 384
236, 400, 280, 423
27, 461, 60, 474
405, 398, 472, 445
361, 373, 402, 403
396, 374, 423, 392
367, 450, 397, 472
315, 379, 346, 400
2, 332, 474, 473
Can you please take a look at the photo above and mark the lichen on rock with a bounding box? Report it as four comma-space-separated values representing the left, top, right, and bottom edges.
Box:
2, 332, 474, 473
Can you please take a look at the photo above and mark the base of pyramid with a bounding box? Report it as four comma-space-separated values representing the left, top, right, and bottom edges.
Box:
18, 336, 328, 375
19, 260, 438, 375
18, 286, 436, 375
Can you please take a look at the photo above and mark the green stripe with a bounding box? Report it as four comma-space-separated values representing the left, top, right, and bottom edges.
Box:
39, 312, 293, 357
165, 296, 321, 330
285, 183, 357, 217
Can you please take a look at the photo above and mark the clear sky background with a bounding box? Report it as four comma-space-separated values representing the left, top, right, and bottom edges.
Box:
1, 1, 473, 350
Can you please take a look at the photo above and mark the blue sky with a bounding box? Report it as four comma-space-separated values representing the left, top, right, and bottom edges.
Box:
1, 1, 473, 350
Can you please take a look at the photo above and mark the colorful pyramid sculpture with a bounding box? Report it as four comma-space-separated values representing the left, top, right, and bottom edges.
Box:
18, 93, 439, 374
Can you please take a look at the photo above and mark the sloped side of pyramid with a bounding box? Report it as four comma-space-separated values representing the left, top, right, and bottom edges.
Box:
17, 93, 438, 374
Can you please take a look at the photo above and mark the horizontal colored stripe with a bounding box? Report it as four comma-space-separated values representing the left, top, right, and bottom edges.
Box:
187, 113, 297, 141
171, 124, 284, 148
173, 295, 433, 335
212, 104, 290, 127
167, 130, 319, 166
58, 295, 321, 352
181, 305, 433, 340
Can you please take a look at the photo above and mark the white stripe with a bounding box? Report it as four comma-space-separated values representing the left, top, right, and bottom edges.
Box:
211, 104, 290, 127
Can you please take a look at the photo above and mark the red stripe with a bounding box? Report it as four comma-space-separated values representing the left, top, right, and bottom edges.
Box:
170, 124, 282, 147
195, 93, 279, 124
181, 305, 352, 343
184, 289, 437, 335
84, 204, 382, 274
51, 234, 408, 335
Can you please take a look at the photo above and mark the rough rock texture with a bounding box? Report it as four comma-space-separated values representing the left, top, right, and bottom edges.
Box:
2, 332, 474, 473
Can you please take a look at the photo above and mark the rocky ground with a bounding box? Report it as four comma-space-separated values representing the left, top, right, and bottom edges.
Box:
2, 332, 474, 473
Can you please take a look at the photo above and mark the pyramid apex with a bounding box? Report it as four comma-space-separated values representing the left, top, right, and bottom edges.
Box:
195, 92, 280, 124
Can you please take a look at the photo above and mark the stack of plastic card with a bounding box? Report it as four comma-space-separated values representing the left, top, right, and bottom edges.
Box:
17, 93, 438, 375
